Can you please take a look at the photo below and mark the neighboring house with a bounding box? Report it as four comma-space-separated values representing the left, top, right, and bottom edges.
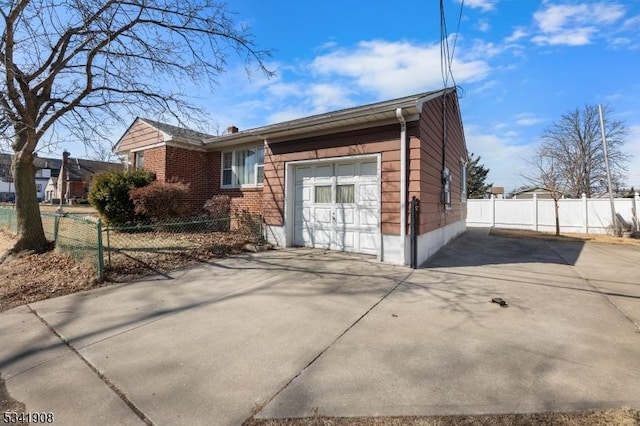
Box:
511, 186, 561, 200
114, 88, 468, 266
0, 151, 123, 203
490, 186, 505, 199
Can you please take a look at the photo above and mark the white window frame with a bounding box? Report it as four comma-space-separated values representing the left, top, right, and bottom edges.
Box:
220, 145, 264, 188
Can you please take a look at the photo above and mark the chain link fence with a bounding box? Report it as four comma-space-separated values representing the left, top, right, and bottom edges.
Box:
0, 207, 264, 282
0, 206, 104, 278
103, 213, 263, 280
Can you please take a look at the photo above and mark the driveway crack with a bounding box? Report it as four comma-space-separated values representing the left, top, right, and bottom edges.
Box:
27, 305, 155, 425
245, 270, 415, 423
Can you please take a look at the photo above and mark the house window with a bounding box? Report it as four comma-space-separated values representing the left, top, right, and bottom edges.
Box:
221, 146, 264, 187
134, 151, 145, 169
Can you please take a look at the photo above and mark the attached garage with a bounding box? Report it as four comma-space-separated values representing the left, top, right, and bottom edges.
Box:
293, 158, 380, 255
116, 88, 469, 266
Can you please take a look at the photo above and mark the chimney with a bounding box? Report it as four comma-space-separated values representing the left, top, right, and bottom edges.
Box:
227, 126, 239, 134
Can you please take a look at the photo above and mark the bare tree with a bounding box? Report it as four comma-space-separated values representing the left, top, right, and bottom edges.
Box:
540, 105, 629, 198
523, 149, 568, 236
1, 0, 272, 253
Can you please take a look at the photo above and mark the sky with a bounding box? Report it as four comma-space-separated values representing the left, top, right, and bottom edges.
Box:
55, 0, 640, 192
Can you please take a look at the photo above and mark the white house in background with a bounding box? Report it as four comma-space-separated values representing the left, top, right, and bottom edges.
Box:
0, 152, 122, 203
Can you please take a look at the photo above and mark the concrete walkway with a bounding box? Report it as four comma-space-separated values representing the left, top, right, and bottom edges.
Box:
1, 230, 639, 425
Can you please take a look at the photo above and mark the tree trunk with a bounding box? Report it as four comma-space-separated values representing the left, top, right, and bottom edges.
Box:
11, 135, 49, 253
554, 199, 560, 236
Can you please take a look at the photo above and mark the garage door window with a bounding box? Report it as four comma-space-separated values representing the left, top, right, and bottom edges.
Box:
315, 185, 332, 203
336, 184, 354, 203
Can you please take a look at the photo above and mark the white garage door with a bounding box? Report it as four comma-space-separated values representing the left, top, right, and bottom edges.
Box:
294, 160, 380, 255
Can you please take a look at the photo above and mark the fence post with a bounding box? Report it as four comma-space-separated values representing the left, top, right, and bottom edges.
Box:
96, 219, 104, 282
582, 193, 588, 234
490, 194, 496, 227
106, 225, 112, 268
634, 192, 640, 232
53, 214, 60, 244
533, 193, 538, 231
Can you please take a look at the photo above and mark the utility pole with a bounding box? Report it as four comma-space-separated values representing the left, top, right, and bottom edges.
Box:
598, 104, 619, 236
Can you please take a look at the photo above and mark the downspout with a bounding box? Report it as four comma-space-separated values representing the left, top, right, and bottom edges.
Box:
396, 108, 407, 263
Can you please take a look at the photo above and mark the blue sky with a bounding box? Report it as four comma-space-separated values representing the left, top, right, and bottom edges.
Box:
66, 0, 640, 191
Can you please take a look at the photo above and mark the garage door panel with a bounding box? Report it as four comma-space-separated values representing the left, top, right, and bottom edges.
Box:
358, 232, 378, 254
335, 231, 355, 249
314, 207, 332, 224
360, 183, 379, 202
314, 228, 331, 246
359, 208, 378, 226
336, 208, 355, 225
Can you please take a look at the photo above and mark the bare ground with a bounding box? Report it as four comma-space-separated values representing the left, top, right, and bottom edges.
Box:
0, 229, 101, 312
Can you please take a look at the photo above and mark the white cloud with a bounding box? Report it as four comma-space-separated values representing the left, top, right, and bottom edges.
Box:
505, 28, 527, 43
532, 27, 595, 46
460, 0, 497, 12
623, 15, 640, 29
311, 40, 491, 98
465, 124, 536, 190
532, 2, 625, 46
477, 19, 490, 32
515, 113, 545, 127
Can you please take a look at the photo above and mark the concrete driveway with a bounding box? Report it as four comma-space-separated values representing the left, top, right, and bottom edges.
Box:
1, 229, 639, 425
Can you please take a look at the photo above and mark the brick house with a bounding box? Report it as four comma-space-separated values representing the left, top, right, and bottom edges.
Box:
114, 88, 468, 266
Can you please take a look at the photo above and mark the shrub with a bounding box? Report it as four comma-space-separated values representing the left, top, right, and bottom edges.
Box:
129, 181, 191, 222
203, 195, 231, 231
88, 169, 156, 225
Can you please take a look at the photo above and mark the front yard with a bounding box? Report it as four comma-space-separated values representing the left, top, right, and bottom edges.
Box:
0, 226, 257, 312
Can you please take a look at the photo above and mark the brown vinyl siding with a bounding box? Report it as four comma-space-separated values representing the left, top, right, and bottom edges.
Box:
417, 91, 467, 234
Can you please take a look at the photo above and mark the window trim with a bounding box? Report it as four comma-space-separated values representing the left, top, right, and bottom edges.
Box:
220, 145, 265, 188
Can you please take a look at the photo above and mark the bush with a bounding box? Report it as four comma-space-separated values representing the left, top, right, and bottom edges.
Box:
88, 169, 156, 225
203, 195, 231, 231
129, 181, 191, 222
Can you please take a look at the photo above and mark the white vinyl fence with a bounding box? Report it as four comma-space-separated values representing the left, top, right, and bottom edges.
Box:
467, 193, 640, 234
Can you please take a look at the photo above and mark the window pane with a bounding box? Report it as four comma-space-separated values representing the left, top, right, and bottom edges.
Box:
315, 186, 332, 204
222, 170, 232, 186
257, 165, 264, 184
336, 184, 355, 203
257, 146, 264, 164
135, 151, 144, 169
235, 149, 256, 185
223, 152, 232, 169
